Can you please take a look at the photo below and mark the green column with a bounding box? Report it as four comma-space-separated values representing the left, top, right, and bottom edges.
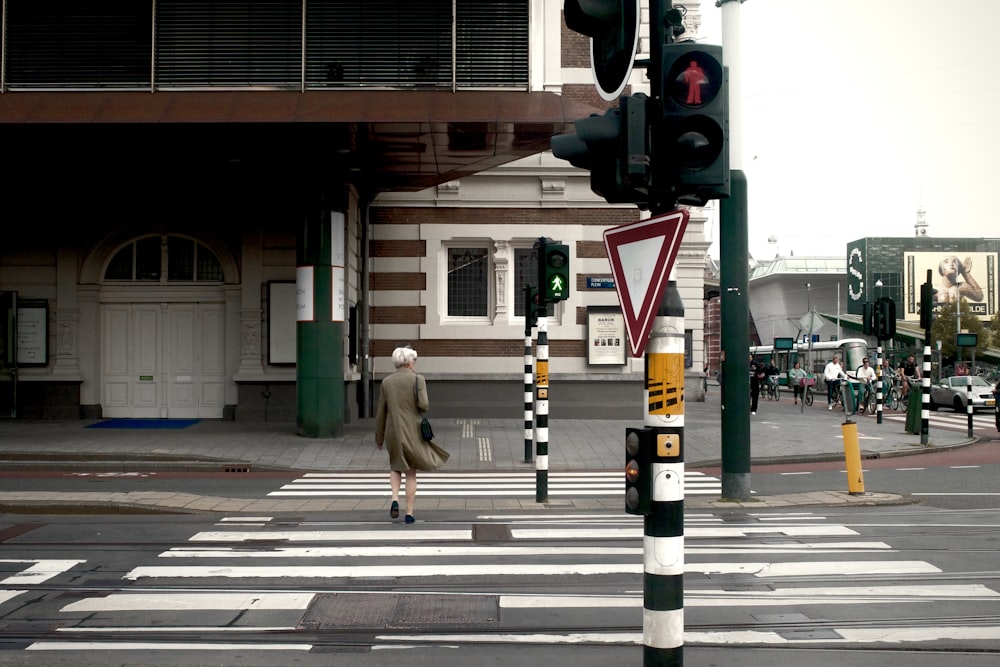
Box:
297, 203, 344, 438
720, 170, 751, 499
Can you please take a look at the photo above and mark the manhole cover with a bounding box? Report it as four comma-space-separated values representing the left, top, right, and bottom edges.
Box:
299, 593, 499, 630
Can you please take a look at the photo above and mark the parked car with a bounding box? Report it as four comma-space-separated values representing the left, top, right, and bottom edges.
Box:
929, 375, 997, 413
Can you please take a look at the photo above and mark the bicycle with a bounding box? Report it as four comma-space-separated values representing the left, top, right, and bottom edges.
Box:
765, 375, 780, 401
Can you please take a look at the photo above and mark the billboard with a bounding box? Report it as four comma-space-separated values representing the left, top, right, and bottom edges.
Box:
903, 251, 997, 321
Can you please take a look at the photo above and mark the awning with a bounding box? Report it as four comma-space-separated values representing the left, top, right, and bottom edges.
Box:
0, 90, 602, 194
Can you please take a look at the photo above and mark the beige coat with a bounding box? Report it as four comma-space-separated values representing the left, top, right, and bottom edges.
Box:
375, 368, 449, 472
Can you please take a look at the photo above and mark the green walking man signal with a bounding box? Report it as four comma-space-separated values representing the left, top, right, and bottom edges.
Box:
535, 237, 570, 305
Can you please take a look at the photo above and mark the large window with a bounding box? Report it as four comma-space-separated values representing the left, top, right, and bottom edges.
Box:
105, 235, 223, 283
3, 0, 529, 90
447, 247, 489, 317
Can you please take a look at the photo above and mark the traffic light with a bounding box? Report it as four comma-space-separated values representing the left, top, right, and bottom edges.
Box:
541, 242, 570, 303
654, 42, 729, 206
863, 302, 875, 336
625, 427, 653, 515
551, 94, 651, 206
524, 285, 540, 328
563, 0, 640, 101
877, 297, 896, 340
919, 282, 935, 330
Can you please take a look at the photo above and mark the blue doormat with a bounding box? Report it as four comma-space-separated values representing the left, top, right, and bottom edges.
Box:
86, 419, 201, 429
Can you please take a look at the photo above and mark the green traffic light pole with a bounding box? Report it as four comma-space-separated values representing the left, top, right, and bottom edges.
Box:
716, 0, 752, 502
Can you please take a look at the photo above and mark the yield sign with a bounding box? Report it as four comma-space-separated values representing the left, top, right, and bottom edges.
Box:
603, 210, 690, 357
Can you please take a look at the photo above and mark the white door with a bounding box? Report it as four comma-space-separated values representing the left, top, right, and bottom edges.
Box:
102, 303, 225, 418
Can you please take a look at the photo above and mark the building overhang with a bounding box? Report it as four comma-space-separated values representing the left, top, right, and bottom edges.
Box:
0, 90, 600, 196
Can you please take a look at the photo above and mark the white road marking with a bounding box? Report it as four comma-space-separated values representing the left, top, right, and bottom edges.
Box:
123, 560, 937, 581
0, 560, 85, 585
500, 584, 1000, 608
28, 641, 311, 651
61, 592, 314, 612
188, 529, 472, 542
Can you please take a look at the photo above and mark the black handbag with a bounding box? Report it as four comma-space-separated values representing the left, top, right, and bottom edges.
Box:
414, 376, 434, 441
420, 417, 434, 442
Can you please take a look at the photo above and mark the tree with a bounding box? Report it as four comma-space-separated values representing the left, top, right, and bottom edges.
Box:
930, 299, 988, 359
987, 311, 1000, 349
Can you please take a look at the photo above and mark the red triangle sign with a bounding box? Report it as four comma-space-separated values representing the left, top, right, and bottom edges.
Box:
603, 210, 690, 357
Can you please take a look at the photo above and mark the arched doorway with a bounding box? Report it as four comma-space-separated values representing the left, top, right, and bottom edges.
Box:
96, 234, 234, 419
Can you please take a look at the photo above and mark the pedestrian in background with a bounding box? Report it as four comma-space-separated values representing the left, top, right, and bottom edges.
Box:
375, 346, 449, 524
749, 354, 764, 415
788, 361, 807, 405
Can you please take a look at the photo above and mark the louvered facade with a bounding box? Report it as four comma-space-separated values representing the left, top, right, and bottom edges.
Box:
4, 0, 528, 90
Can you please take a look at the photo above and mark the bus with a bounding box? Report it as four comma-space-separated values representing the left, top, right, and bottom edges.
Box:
749, 338, 869, 388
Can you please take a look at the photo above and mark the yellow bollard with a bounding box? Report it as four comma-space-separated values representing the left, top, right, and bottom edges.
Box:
841, 421, 865, 495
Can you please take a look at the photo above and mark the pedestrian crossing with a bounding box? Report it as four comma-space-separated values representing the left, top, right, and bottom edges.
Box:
14, 512, 1000, 654
880, 410, 996, 432
266, 470, 722, 498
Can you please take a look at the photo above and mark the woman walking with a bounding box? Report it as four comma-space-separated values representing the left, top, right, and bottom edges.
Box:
375, 346, 449, 524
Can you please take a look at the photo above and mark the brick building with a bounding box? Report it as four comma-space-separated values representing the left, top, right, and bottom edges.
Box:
0, 1, 712, 428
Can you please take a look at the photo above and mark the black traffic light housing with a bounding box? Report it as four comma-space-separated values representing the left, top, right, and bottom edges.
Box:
625, 427, 653, 515
564, 0, 640, 101
655, 42, 729, 206
919, 282, 935, 330
538, 240, 570, 304
551, 94, 651, 207
524, 284, 542, 329
863, 302, 875, 336
877, 297, 896, 341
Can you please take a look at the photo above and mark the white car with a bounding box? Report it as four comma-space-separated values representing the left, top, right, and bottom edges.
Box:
929, 376, 997, 413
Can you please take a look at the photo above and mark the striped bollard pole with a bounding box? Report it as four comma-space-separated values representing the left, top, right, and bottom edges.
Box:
642, 280, 685, 666
876, 345, 883, 424
967, 375, 974, 438
921, 344, 931, 445
524, 328, 534, 463
523, 285, 539, 463
535, 315, 549, 502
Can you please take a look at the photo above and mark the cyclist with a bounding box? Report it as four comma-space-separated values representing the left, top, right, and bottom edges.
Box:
788, 361, 808, 405
823, 355, 847, 410
901, 354, 921, 399
856, 358, 877, 411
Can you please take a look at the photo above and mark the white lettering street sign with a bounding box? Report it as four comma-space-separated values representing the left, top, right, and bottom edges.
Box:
604, 210, 690, 357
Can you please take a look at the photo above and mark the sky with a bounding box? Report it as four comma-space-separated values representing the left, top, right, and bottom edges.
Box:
696, 0, 1000, 261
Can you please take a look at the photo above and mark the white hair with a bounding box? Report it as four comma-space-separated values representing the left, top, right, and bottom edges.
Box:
392, 346, 417, 368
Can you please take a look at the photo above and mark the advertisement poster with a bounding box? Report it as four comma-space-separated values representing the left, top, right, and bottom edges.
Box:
903, 251, 997, 321
587, 307, 626, 365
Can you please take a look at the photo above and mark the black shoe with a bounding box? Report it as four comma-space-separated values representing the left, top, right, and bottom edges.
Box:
405, 515, 415, 524
390, 501, 399, 519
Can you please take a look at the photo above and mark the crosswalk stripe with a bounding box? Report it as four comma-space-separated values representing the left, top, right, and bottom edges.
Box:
500, 584, 1000, 608
123, 559, 937, 581
269, 471, 722, 498
881, 411, 993, 431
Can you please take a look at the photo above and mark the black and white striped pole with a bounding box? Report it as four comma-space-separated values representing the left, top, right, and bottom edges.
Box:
626, 278, 685, 666
523, 285, 537, 464
921, 342, 931, 445
535, 313, 549, 503
876, 344, 883, 424
967, 374, 974, 438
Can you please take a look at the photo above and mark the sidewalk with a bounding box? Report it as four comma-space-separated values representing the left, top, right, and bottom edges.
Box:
0, 389, 976, 513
